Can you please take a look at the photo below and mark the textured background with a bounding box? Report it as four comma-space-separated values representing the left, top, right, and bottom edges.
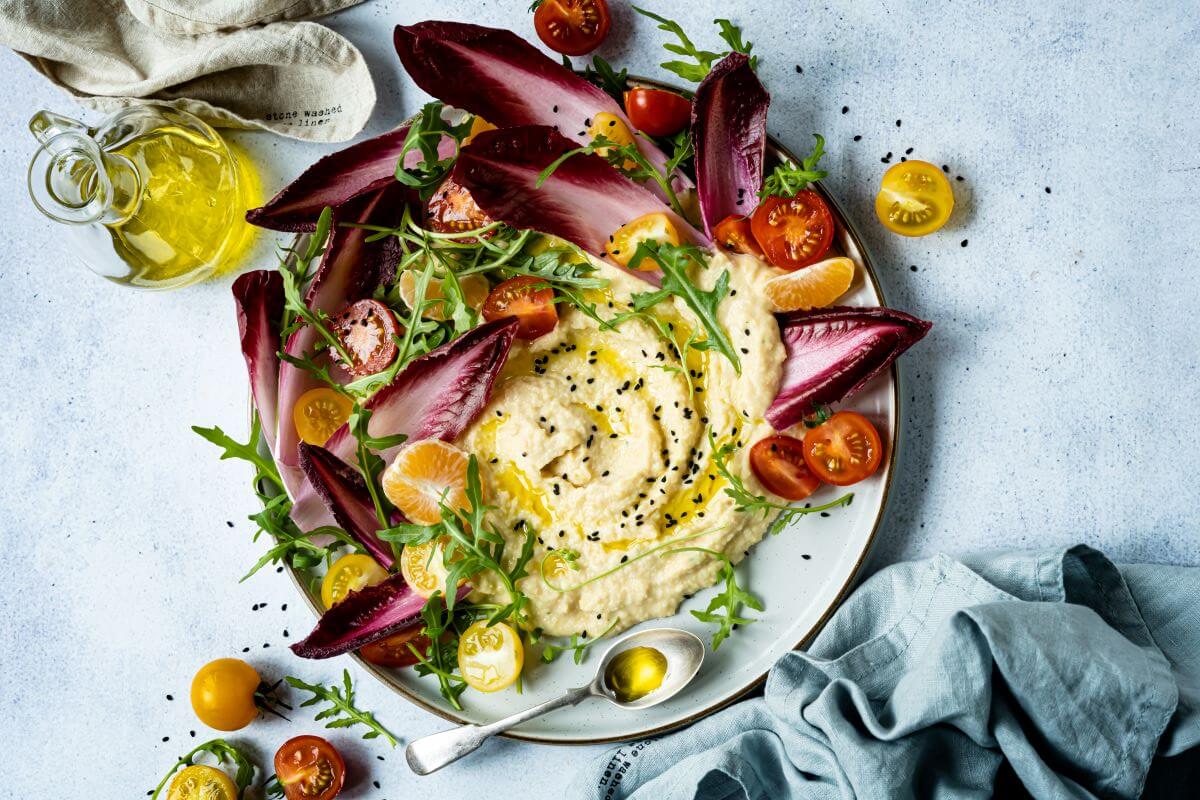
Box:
1, 0, 1197, 797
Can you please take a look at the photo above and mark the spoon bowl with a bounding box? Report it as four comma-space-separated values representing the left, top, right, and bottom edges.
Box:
592, 627, 705, 710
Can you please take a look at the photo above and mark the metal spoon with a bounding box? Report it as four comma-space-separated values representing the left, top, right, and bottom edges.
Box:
405, 627, 705, 775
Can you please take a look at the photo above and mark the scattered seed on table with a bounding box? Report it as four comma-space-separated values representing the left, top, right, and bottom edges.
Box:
853, 134, 862, 141
910, 265, 918, 272
961, 239, 969, 247
166, 694, 173, 701
956, 175, 964, 181
895, 119, 902, 127
225, 521, 234, 528
162, 736, 169, 742
841, 105, 848, 114
1045, 186, 1052, 194
242, 646, 249, 653
942, 164, 950, 172
905, 147, 914, 155
801, 554, 812, 560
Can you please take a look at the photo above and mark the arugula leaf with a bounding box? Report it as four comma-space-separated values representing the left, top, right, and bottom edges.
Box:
407, 593, 470, 710
541, 617, 620, 664
286, 670, 399, 747
670, 547, 763, 649
381, 455, 534, 625
634, 8, 757, 81
395, 102, 473, 200
628, 242, 741, 374
149, 739, 257, 799
582, 55, 630, 103
759, 134, 828, 198
192, 419, 281, 492
709, 433, 853, 535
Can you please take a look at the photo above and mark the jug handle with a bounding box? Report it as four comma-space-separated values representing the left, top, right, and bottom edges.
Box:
30, 110, 90, 144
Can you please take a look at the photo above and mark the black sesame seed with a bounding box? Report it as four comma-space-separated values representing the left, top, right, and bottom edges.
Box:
961, 239, 969, 247
853, 135, 862, 141
841, 105, 848, 114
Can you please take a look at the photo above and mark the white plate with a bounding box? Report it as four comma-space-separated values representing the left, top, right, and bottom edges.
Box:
277, 110, 898, 744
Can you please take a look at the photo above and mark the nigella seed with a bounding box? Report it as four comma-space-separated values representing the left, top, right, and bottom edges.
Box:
841, 105, 848, 114
853, 135, 862, 141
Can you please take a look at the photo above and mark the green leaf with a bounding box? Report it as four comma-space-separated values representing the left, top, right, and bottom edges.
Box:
540, 617, 620, 664
628, 242, 741, 374
760, 134, 828, 198
582, 55, 629, 103
192, 420, 281, 491
395, 103, 473, 201
669, 547, 763, 649
285, 671, 399, 747
149, 739, 258, 799
634, 7, 757, 82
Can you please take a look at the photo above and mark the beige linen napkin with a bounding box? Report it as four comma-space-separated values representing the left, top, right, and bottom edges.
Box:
0, 0, 375, 142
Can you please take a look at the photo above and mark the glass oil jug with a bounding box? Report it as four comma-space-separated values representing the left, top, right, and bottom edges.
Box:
27, 104, 258, 290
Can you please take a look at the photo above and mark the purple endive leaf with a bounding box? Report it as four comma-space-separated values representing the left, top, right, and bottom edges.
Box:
393, 21, 691, 197
291, 573, 471, 659
246, 127, 411, 232
766, 306, 932, 430
287, 317, 519, 526
298, 443, 396, 570
246, 127, 457, 232
232, 270, 284, 454
691, 53, 769, 235
454, 126, 708, 281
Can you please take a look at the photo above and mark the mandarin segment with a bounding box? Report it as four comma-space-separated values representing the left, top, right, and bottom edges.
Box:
381, 439, 471, 525
764, 256, 855, 311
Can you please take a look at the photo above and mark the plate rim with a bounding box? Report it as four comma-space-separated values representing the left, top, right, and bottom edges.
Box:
275, 79, 900, 745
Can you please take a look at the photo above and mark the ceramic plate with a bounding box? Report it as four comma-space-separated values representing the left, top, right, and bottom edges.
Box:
276, 87, 898, 744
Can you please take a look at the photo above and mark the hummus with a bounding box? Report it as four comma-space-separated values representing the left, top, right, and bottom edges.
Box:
458, 251, 786, 637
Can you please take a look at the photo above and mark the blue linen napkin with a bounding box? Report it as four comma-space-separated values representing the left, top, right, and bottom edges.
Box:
570, 545, 1200, 799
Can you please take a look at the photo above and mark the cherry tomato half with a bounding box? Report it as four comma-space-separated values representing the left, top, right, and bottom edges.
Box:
750, 190, 835, 270
606, 212, 681, 268
293, 387, 353, 447
801, 411, 883, 486
190, 658, 261, 731
482, 276, 558, 340
457, 621, 524, 692
320, 553, 388, 609
533, 0, 611, 56
749, 435, 823, 501
426, 176, 494, 238
329, 299, 399, 377
713, 214, 764, 258
274, 736, 345, 800
875, 160, 954, 236
360, 627, 432, 668
623, 87, 691, 137
167, 765, 237, 800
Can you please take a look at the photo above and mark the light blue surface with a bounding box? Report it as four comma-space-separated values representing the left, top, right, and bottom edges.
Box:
569, 545, 1200, 798
0, 1, 1197, 797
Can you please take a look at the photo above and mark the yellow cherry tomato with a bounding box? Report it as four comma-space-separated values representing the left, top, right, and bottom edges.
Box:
457, 620, 524, 693
463, 114, 496, 145
293, 387, 353, 446
874, 160, 955, 236
605, 212, 681, 268
167, 765, 238, 800
190, 658, 261, 731
320, 553, 389, 608
400, 539, 453, 599
587, 111, 637, 169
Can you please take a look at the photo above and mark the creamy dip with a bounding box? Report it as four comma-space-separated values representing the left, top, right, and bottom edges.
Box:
458, 250, 785, 636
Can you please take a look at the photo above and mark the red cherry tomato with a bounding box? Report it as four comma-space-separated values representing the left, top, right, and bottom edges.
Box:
801, 411, 883, 486
623, 87, 692, 137
713, 214, 764, 258
329, 299, 399, 377
482, 276, 558, 340
426, 176, 493, 237
533, 0, 611, 56
750, 190, 835, 270
749, 435, 822, 500
274, 736, 345, 800
360, 628, 432, 668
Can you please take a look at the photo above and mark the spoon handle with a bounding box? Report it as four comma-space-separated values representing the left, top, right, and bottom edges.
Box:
406, 684, 594, 775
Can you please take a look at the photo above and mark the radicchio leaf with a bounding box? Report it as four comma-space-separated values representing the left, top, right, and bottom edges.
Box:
232, 270, 284, 454
298, 443, 396, 569
287, 317, 519, 526
766, 306, 932, 430
245, 127, 411, 232
291, 573, 470, 659
454, 126, 708, 281
691, 53, 770, 235
393, 21, 691, 197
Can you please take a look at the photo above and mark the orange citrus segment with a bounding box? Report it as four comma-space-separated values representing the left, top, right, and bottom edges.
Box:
293, 387, 353, 446
399, 269, 489, 321
381, 440, 471, 525
764, 256, 856, 311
